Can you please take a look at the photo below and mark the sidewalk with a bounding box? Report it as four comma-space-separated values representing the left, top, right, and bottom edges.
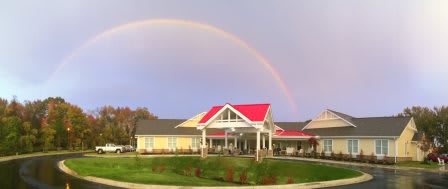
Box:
270, 156, 448, 173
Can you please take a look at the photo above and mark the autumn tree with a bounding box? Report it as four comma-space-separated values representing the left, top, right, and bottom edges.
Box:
19, 122, 37, 153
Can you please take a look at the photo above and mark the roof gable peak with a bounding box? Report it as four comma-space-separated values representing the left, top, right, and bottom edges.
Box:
302, 109, 357, 130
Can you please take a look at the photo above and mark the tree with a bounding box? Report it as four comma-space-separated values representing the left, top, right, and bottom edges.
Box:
433, 106, 448, 152
1, 116, 21, 154
399, 106, 438, 147
419, 133, 431, 163
19, 122, 37, 153
40, 117, 56, 152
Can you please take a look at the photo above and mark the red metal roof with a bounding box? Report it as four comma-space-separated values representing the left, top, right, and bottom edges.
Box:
198, 103, 270, 124
198, 105, 224, 124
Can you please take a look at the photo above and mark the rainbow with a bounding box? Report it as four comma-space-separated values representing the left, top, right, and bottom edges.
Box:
49, 18, 298, 113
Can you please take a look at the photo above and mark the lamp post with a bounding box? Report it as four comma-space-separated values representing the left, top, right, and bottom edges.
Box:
67, 128, 71, 151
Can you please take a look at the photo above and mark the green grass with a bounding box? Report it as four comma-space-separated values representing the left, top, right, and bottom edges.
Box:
65, 156, 362, 186
396, 161, 442, 169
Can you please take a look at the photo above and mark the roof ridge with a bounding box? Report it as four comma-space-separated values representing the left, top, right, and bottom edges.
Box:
353, 116, 412, 119
326, 109, 355, 118
232, 103, 271, 106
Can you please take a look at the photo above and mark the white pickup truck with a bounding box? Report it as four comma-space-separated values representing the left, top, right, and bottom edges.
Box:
95, 143, 125, 154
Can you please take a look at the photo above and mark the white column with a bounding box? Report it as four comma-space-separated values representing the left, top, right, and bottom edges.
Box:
209, 138, 213, 148
202, 129, 206, 158
256, 131, 260, 161
395, 138, 398, 163
269, 130, 272, 150
262, 134, 266, 149
234, 137, 238, 149
225, 131, 228, 148
244, 139, 248, 150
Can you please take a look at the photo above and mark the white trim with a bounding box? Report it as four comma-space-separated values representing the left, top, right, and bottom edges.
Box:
167, 136, 177, 151
323, 139, 333, 153
274, 125, 284, 131
302, 109, 356, 130
198, 104, 255, 128
347, 139, 359, 154
144, 136, 155, 152
374, 139, 389, 156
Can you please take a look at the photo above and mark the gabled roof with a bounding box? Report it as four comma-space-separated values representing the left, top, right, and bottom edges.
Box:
275, 122, 309, 131
135, 119, 220, 136
304, 116, 413, 137
327, 109, 356, 126
198, 103, 271, 124
176, 112, 206, 128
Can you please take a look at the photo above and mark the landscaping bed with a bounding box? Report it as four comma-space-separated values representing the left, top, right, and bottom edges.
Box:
64, 156, 362, 186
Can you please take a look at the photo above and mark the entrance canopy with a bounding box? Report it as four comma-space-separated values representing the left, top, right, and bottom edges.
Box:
197, 103, 274, 133
197, 103, 275, 160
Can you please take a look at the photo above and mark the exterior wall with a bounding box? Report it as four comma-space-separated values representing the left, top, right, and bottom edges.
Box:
136, 135, 201, 153
306, 119, 351, 129
317, 138, 411, 161
396, 121, 418, 160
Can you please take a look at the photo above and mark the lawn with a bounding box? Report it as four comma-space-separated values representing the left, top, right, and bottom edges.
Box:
65, 156, 362, 186
396, 161, 443, 169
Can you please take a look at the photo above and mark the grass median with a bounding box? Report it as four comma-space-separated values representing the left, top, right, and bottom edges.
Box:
65, 156, 362, 186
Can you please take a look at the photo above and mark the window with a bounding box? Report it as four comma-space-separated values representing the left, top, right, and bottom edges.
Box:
168, 137, 177, 149
323, 139, 332, 152
375, 139, 388, 155
145, 137, 154, 149
347, 139, 359, 154
191, 138, 200, 148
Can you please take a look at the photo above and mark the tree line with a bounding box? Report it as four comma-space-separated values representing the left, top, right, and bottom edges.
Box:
399, 106, 448, 153
0, 96, 156, 155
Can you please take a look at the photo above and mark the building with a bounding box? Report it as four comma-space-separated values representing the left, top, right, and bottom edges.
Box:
135, 103, 423, 162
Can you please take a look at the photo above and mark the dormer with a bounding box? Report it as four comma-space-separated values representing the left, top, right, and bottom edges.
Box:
302, 109, 357, 130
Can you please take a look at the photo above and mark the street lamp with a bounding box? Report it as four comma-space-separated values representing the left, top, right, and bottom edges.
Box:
67, 128, 71, 151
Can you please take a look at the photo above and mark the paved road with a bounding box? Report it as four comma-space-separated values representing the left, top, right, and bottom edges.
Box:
0, 154, 446, 189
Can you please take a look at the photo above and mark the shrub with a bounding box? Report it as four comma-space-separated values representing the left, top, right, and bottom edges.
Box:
239, 170, 248, 184
330, 151, 335, 160
151, 163, 158, 172
338, 151, 343, 160
287, 176, 294, 184
225, 167, 234, 182
261, 175, 277, 185
195, 167, 201, 177
134, 153, 142, 167
159, 164, 165, 173
359, 149, 364, 162
369, 152, 376, 163
184, 166, 192, 176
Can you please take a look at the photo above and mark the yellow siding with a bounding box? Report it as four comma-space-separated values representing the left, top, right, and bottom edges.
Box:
136, 136, 201, 151
318, 138, 397, 157
177, 112, 206, 127
396, 121, 418, 160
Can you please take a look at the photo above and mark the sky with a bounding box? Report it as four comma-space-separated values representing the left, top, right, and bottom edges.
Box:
1, 0, 448, 121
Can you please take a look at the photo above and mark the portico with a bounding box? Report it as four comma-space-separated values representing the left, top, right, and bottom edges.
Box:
197, 103, 275, 161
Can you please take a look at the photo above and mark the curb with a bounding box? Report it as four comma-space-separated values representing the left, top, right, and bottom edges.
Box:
58, 159, 372, 189
271, 156, 448, 173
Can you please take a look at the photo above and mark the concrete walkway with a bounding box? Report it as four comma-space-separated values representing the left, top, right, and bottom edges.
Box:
270, 156, 448, 173
58, 159, 372, 189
